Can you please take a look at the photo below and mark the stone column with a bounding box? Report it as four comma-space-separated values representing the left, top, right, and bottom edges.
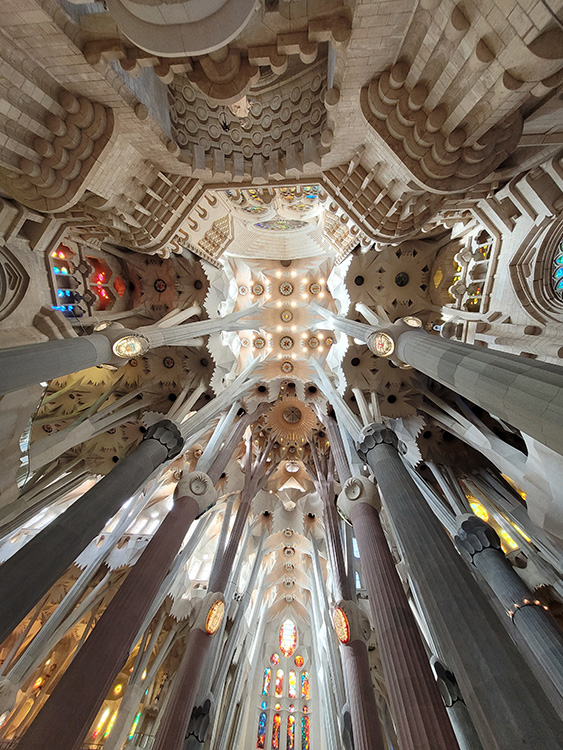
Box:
0, 335, 114, 395
432, 659, 484, 750
17, 472, 216, 750
338, 476, 459, 750
0, 419, 183, 645
357, 423, 563, 749
332, 600, 386, 750
455, 515, 563, 697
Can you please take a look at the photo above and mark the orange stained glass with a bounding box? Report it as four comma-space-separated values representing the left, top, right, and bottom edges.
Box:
301, 716, 310, 750
270, 653, 280, 666
262, 668, 271, 696
279, 619, 297, 657
272, 713, 281, 749
288, 670, 297, 699
301, 671, 310, 700
256, 711, 267, 749
275, 669, 284, 698
294, 654, 304, 668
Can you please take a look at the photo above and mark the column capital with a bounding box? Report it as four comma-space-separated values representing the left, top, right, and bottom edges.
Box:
175, 471, 218, 516
333, 599, 372, 646
356, 423, 398, 462
144, 419, 184, 459
454, 514, 501, 564
337, 475, 381, 520
431, 658, 463, 708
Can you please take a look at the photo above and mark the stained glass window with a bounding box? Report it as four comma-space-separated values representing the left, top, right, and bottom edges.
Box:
275, 669, 284, 697
128, 712, 141, 740
279, 619, 297, 657
261, 701, 267, 710
288, 670, 297, 699
270, 653, 280, 666
301, 672, 310, 700
301, 716, 310, 750
256, 711, 267, 749
287, 715, 296, 750
272, 713, 281, 749
294, 654, 304, 668
262, 668, 271, 696
552, 241, 563, 300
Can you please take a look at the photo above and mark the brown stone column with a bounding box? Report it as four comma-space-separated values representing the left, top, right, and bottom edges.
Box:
341, 479, 459, 750
16, 473, 214, 750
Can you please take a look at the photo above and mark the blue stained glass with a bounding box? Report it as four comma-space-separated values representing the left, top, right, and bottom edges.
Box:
261, 701, 267, 710
555, 267, 563, 279
556, 255, 563, 265
557, 279, 563, 290
256, 711, 267, 749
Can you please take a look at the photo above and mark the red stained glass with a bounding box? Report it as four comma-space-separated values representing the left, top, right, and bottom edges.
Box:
301, 716, 310, 750
256, 711, 266, 749
294, 654, 304, 668
270, 653, 280, 666
279, 619, 297, 657
272, 714, 281, 749
275, 669, 284, 698
113, 276, 126, 297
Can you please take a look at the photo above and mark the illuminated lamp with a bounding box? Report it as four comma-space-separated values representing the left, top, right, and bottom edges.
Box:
402, 316, 422, 328
205, 599, 225, 635
333, 606, 351, 644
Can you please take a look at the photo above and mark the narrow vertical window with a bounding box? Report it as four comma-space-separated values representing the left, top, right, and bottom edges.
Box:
262, 668, 271, 696
271, 713, 281, 749
275, 668, 284, 697
279, 618, 297, 657
256, 711, 267, 749
301, 715, 310, 750
287, 714, 295, 750
301, 671, 310, 700
288, 670, 297, 699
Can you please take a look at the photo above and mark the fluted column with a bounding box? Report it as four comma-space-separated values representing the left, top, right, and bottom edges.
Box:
432, 660, 484, 750
456, 515, 563, 697
17, 472, 217, 750
332, 600, 386, 750
357, 423, 563, 749
338, 476, 459, 750
0, 419, 183, 644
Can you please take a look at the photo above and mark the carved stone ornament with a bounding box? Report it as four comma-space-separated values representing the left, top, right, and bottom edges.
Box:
356, 423, 398, 462
337, 475, 381, 519
174, 471, 218, 516
454, 514, 501, 565
143, 419, 184, 460
193, 591, 225, 636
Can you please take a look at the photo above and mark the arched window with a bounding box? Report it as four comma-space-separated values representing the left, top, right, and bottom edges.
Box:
262, 668, 271, 696
288, 670, 297, 699
275, 669, 284, 697
271, 713, 281, 749
279, 619, 297, 657
287, 715, 296, 749
301, 715, 310, 750
552, 241, 563, 300
301, 672, 310, 699
256, 711, 267, 749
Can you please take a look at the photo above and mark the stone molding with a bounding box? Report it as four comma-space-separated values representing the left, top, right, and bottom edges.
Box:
175, 471, 218, 516
337, 475, 380, 520
356, 424, 398, 463
143, 419, 184, 459
454, 514, 501, 565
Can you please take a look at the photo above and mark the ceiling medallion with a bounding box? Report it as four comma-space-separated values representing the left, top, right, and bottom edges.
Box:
283, 405, 301, 424
284, 562, 295, 571
279, 281, 294, 296
252, 282, 264, 296
255, 218, 308, 231
402, 315, 423, 328
281, 310, 293, 323
163, 356, 175, 369
309, 282, 321, 295
280, 336, 294, 350
308, 336, 319, 348
371, 331, 395, 357
254, 337, 266, 349
154, 278, 167, 293
283, 545, 295, 557
325, 337, 334, 346
238, 284, 248, 296
283, 528, 294, 537
285, 461, 300, 473
240, 337, 250, 347
281, 361, 294, 373
333, 606, 351, 645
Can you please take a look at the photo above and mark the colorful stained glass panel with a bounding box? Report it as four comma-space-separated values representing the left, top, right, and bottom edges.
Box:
301, 671, 310, 700
288, 670, 297, 699
272, 713, 281, 749
301, 716, 310, 750
275, 669, 284, 697
270, 653, 280, 666
262, 668, 271, 696
279, 619, 297, 657
294, 654, 304, 668
256, 711, 267, 749
287, 715, 296, 750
